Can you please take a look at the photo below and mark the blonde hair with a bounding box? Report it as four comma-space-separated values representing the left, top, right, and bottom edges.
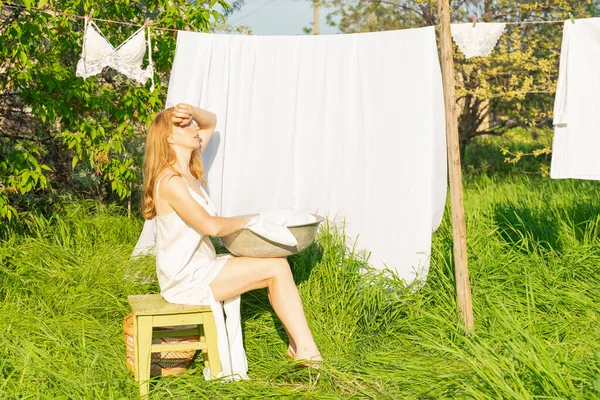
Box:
142, 108, 205, 219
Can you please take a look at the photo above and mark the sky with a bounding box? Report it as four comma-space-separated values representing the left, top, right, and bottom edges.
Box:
225, 0, 340, 35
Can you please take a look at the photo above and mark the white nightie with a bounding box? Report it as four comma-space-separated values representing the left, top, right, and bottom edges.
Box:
154, 175, 249, 380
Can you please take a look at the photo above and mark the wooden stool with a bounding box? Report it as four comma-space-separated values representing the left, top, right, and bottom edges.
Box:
128, 294, 222, 397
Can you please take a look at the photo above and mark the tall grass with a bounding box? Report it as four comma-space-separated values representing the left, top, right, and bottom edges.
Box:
1, 176, 599, 399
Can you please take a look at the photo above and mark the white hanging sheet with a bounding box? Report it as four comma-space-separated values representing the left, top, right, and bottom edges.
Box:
551, 18, 600, 180
165, 28, 447, 286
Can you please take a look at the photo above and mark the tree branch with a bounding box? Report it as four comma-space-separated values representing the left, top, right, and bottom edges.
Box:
0, 130, 55, 145
468, 129, 506, 139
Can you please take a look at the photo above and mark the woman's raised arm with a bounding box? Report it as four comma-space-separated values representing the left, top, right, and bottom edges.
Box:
171, 103, 217, 151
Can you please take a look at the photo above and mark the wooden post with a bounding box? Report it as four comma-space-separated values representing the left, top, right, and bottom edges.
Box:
313, 0, 319, 35
437, 0, 474, 331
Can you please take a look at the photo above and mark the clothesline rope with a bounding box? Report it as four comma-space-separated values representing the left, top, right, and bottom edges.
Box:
2, 3, 180, 32
505, 20, 565, 25
2, 2, 572, 32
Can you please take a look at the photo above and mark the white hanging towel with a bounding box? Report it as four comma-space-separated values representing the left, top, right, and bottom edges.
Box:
451, 22, 506, 58
164, 28, 447, 287
551, 18, 600, 180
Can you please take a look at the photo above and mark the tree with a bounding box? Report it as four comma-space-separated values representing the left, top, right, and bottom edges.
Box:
0, 0, 230, 220
321, 0, 599, 161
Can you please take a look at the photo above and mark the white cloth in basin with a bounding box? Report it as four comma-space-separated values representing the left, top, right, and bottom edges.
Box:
244, 209, 316, 246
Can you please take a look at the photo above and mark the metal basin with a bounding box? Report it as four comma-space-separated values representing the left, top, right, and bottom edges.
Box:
221, 214, 324, 258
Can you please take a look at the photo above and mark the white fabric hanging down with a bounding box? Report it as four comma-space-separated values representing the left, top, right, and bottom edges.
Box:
131, 216, 156, 258
163, 28, 447, 286
76, 17, 155, 91
451, 22, 506, 58
551, 18, 600, 180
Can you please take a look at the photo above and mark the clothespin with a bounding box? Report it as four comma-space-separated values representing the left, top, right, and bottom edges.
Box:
87, 8, 94, 21
472, 14, 477, 27
568, 12, 575, 24
142, 18, 151, 29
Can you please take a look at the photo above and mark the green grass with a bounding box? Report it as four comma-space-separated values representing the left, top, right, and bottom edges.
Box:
1, 174, 599, 399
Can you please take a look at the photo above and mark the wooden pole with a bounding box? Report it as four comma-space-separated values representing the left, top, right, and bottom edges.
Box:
313, 0, 319, 35
437, 0, 474, 331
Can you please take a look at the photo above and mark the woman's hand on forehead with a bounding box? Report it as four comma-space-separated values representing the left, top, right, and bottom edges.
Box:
172, 103, 193, 126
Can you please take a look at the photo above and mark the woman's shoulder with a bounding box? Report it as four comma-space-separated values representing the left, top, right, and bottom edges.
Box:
157, 170, 178, 180
156, 173, 194, 205
156, 171, 183, 191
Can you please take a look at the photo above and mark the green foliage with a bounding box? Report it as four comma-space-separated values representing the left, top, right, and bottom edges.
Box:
0, 0, 231, 219
0, 175, 599, 397
0, 141, 51, 220
464, 127, 553, 176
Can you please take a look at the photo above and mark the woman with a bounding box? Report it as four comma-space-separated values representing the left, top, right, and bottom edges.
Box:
142, 103, 322, 372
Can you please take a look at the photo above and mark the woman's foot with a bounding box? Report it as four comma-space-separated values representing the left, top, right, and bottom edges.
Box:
293, 354, 322, 368
290, 346, 322, 368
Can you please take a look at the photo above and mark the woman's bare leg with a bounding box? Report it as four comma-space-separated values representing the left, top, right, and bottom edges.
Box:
209, 256, 320, 359
267, 289, 296, 357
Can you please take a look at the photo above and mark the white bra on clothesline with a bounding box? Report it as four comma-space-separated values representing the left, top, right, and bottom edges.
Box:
76, 18, 155, 91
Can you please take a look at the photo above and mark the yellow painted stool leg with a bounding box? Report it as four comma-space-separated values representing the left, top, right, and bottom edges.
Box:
202, 312, 222, 378
135, 315, 153, 398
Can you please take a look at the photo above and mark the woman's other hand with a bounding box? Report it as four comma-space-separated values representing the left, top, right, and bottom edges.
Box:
172, 103, 193, 126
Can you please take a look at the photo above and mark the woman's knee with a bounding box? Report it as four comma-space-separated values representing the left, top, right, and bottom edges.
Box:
266, 257, 292, 280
